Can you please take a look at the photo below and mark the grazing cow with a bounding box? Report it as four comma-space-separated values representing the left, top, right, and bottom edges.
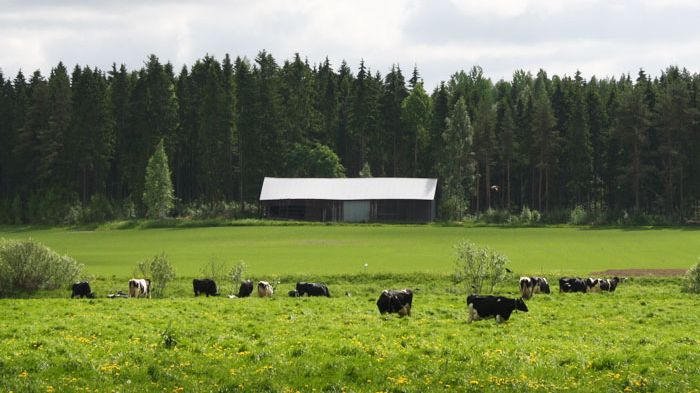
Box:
70, 281, 95, 298
295, 282, 331, 297
519, 277, 536, 299
585, 277, 601, 292
467, 295, 528, 323
193, 279, 219, 297
376, 289, 413, 317
533, 277, 551, 294
599, 277, 621, 292
559, 277, 587, 293
288, 290, 300, 297
128, 278, 151, 298
257, 281, 274, 297
237, 280, 254, 298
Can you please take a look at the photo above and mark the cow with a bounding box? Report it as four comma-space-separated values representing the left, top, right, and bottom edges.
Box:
599, 277, 621, 292
288, 290, 300, 297
237, 280, 254, 298
585, 277, 601, 292
519, 277, 551, 299
295, 282, 330, 297
193, 279, 219, 297
257, 281, 274, 297
467, 295, 528, 323
559, 277, 587, 293
128, 278, 151, 298
70, 281, 95, 298
376, 289, 413, 317
533, 277, 551, 294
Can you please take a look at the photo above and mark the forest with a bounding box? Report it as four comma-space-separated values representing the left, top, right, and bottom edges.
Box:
0, 51, 699, 224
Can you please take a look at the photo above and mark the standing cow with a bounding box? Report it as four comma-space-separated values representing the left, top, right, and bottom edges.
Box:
257, 281, 274, 297
376, 289, 413, 317
295, 282, 330, 297
193, 279, 219, 297
128, 278, 151, 298
237, 280, 254, 297
559, 277, 587, 293
467, 295, 528, 323
520, 276, 551, 299
70, 281, 95, 298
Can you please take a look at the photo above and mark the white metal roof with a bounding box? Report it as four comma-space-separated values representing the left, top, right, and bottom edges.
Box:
260, 177, 437, 201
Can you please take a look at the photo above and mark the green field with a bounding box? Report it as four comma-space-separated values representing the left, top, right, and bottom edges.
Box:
1, 224, 699, 277
2, 224, 700, 392
2, 277, 700, 392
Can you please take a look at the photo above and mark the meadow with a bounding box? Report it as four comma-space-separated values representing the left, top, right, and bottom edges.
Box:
1, 276, 699, 392
0, 224, 698, 276
1, 223, 699, 392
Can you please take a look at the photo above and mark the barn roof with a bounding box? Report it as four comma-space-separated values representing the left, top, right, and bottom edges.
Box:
259, 177, 437, 201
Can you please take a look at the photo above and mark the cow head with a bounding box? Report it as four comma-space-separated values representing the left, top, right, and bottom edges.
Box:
539, 279, 551, 294
515, 298, 528, 312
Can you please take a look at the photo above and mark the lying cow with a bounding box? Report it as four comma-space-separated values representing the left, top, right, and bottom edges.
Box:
128, 278, 151, 298
296, 282, 330, 297
70, 281, 95, 298
237, 280, 254, 297
288, 290, 300, 297
257, 281, 274, 297
193, 279, 219, 297
467, 295, 528, 323
520, 276, 551, 299
376, 289, 413, 317
559, 277, 587, 293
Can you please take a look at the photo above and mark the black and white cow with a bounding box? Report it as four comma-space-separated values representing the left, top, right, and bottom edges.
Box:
288, 290, 300, 297
519, 277, 551, 299
467, 295, 528, 323
128, 278, 151, 298
559, 277, 587, 293
599, 277, 621, 292
376, 289, 413, 317
295, 282, 330, 297
237, 280, 254, 297
70, 281, 95, 298
257, 281, 274, 297
193, 279, 219, 297
585, 277, 601, 292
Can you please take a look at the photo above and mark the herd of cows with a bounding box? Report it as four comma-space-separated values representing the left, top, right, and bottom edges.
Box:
68, 274, 623, 324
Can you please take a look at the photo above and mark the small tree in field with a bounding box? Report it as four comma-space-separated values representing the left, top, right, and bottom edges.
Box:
453, 240, 511, 294
143, 139, 174, 219
135, 253, 176, 298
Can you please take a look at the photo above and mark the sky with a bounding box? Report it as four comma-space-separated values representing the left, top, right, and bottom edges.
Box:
2, 0, 700, 89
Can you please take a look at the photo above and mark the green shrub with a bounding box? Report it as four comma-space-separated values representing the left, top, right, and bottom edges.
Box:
0, 238, 84, 294
228, 261, 247, 288
481, 208, 512, 224
519, 206, 541, 224
570, 205, 589, 225
453, 240, 512, 294
135, 253, 176, 298
681, 260, 700, 293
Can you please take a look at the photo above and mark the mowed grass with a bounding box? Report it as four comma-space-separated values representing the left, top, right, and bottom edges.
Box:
0, 224, 699, 276
1, 277, 699, 392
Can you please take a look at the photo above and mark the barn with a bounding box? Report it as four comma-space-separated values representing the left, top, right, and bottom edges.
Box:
259, 177, 437, 222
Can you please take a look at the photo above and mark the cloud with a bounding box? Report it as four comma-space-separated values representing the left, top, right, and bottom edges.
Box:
1, 0, 700, 88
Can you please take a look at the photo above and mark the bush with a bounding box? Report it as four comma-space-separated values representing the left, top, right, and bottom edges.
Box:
569, 205, 589, 225
200, 259, 228, 283
0, 238, 84, 295
453, 240, 512, 294
681, 260, 700, 294
135, 253, 176, 298
481, 208, 512, 224
519, 206, 541, 224
228, 261, 247, 287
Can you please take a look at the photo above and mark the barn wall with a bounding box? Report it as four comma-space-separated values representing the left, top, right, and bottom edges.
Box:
263, 199, 434, 222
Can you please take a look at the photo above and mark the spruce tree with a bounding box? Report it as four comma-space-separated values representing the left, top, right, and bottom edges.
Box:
440, 98, 475, 220
143, 139, 174, 219
401, 82, 431, 176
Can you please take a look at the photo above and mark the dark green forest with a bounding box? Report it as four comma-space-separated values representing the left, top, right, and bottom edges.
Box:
1, 51, 699, 224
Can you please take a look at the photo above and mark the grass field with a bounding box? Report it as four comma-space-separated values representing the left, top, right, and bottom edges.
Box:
1, 277, 699, 392
1, 223, 700, 392
0, 224, 699, 277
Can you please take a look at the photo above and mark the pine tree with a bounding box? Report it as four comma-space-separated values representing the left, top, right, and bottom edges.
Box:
473, 90, 497, 211
531, 70, 559, 212
143, 139, 174, 219
381, 65, 408, 175
564, 71, 592, 206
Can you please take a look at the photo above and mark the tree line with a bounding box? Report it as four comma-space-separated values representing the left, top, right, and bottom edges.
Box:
1, 51, 699, 223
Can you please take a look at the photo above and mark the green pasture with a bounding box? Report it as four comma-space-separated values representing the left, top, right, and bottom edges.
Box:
0, 224, 698, 277
1, 277, 699, 392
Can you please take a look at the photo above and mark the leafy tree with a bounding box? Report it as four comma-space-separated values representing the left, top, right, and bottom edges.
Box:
440, 98, 475, 220
287, 143, 345, 178
401, 82, 431, 176
143, 139, 174, 219
358, 162, 372, 177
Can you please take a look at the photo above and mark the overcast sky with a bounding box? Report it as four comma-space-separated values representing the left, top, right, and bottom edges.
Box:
2, 0, 700, 88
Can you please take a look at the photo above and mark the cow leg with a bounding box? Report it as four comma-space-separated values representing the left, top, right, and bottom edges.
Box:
467, 304, 474, 323
496, 314, 503, 323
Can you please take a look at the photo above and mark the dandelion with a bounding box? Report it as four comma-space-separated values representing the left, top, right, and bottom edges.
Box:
18, 371, 28, 378
470, 379, 479, 385
46, 386, 54, 393
395, 376, 408, 385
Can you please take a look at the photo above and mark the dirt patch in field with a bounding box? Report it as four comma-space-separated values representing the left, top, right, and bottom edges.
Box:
590, 268, 687, 277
